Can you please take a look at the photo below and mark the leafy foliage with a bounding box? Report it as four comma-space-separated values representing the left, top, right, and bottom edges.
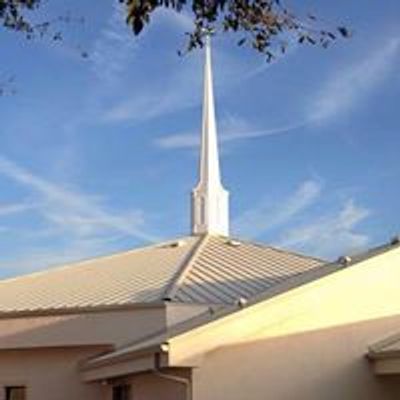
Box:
0, 0, 83, 41
0, 0, 350, 62
122, 0, 350, 60
0, 0, 49, 38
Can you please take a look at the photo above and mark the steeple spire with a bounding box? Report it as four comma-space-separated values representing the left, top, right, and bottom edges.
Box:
191, 35, 229, 236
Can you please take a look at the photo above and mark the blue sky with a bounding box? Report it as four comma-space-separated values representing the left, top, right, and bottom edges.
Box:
0, 0, 399, 277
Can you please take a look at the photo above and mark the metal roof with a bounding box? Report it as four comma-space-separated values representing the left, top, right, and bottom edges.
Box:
171, 236, 323, 304
0, 234, 324, 314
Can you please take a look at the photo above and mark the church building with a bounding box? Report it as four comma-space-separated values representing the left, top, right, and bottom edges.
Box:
1, 37, 400, 400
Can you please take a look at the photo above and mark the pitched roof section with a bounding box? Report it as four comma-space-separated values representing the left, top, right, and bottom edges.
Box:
0, 236, 202, 313
0, 235, 324, 314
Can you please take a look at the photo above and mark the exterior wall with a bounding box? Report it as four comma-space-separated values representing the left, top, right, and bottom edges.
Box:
0, 307, 167, 400
104, 369, 190, 400
0, 347, 105, 400
0, 307, 166, 349
185, 247, 400, 399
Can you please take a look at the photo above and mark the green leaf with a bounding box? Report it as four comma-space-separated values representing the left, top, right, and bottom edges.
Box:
133, 17, 144, 35
338, 26, 350, 38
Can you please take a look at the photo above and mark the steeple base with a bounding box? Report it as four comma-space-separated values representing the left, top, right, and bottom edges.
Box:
191, 188, 229, 236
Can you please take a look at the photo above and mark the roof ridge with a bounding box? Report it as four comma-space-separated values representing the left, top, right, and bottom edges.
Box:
162, 235, 210, 301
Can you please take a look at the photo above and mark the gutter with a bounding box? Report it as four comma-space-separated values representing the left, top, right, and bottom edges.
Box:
0, 302, 166, 320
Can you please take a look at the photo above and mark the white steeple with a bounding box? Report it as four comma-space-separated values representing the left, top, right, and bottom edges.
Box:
191, 35, 229, 236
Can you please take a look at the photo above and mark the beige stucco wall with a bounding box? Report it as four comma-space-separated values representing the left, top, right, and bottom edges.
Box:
0, 307, 166, 349
0, 307, 166, 400
0, 347, 105, 400
186, 248, 400, 399
193, 315, 400, 400
0, 304, 208, 399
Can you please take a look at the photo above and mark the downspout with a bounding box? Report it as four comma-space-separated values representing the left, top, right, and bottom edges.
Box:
153, 352, 192, 400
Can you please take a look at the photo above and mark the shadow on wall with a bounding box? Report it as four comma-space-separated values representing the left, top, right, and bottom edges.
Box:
0, 305, 165, 350
194, 314, 400, 400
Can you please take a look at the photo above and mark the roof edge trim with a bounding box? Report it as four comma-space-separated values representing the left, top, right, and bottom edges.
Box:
81, 344, 163, 371
0, 302, 166, 320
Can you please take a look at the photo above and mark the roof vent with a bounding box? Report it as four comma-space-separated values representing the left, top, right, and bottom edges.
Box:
226, 239, 241, 247
165, 240, 186, 248
337, 255, 352, 266
390, 235, 400, 246
236, 297, 248, 308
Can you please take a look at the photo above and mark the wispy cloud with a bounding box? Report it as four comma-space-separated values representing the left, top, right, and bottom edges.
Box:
155, 116, 306, 149
232, 177, 372, 260
307, 36, 400, 122
100, 26, 282, 125
154, 114, 252, 149
0, 202, 35, 217
0, 156, 156, 242
0, 155, 159, 275
156, 35, 400, 151
277, 200, 371, 259
153, 8, 194, 32
158, 122, 307, 149
232, 180, 322, 238
90, 7, 202, 125
0, 235, 127, 276
90, 2, 137, 86
101, 53, 202, 123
